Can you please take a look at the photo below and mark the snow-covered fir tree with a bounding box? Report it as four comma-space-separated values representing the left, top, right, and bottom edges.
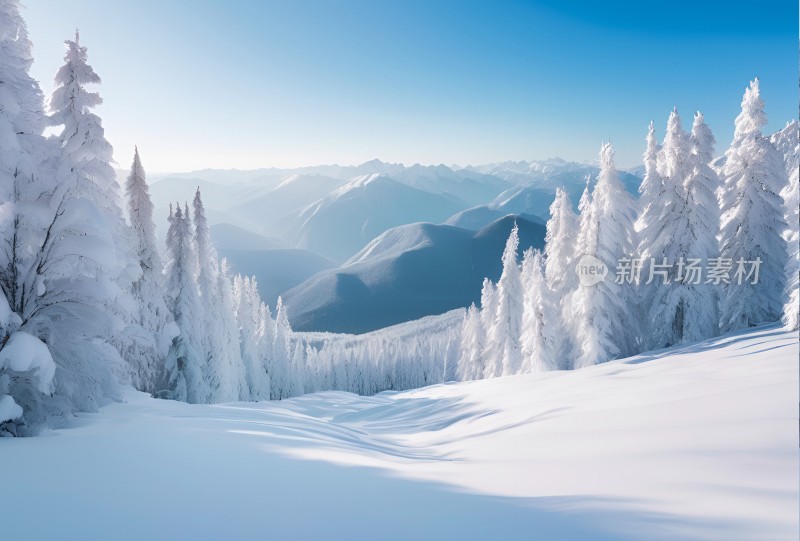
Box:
125, 147, 175, 392
271, 297, 293, 399
216, 259, 249, 398
638, 120, 663, 210
543, 187, 578, 365
192, 188, 242, 402
637, 112, 688, 317
478, 277, 497, 378
49, 31, 143, 391
781, 173, 799, 330
719, 79, 788, 331
233, 275, 271, 400
457, 303, 484, 381
772, 120, 799, 330
485, 224, 523, 377
520, 249, 558, 372
639, 109, 720, 348
162, 204, 208, 403
683, 111, 722, 336
572, 143, 638, 367
0, 0, 52, 433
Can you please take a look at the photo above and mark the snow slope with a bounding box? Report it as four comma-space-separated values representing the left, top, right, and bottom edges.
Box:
2, 326, 796, 541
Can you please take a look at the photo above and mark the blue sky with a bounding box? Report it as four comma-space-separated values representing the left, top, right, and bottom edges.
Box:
24, 0, 798, 172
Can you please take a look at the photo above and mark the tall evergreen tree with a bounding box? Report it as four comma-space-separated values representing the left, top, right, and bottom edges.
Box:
782, 170, 799, 330
272, 297, 293, 399
478, 278, 497, 379
216, 259, 249, 398
49, 31, 143, 389
486, 224, 523, 376
520, 249, 558, 372
125, 147, 174, 391
719, 79, 788, 331
192, 188, 241, 402
234, 275, 271, 400
457, 303, 484, 381
639, 110, 719, 347
162, 204, 207, 403
772, 121, 799, 330
638, 120, 663, 209
573, 143, 638, 367
543, 188, 578, 364
0, 0, 52, 433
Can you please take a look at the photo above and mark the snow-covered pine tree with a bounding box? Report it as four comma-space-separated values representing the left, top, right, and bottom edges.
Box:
772, 121, 799, 330
48, 31, 143, 391
0, 0, 54, 433
162, 204, 208, 403
233, 275, 271, 400
635, 118, 671, 294
572, 143, 638, 367
639, 109, 720, 348
636, 121, 663, 260
125, 147, 175, 392
192, 187, 219, 298
719, 79, 789, 331
456, 303, 484, 381
633, 122, 665, 338
684, 111, 722, 336
288, 342, 306, 398
520, 249, 558, 372
781, 170, 799, 330
217, 259, 248, 398
192, 188, 242, 402
271, 297, 292, 399
543, 187, 578, 366
638, 120, 663, 209
478, 277, 497, 378
485, 224, 523, 377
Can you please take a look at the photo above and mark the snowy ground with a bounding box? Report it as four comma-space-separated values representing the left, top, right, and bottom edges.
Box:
3, 325, 797, 541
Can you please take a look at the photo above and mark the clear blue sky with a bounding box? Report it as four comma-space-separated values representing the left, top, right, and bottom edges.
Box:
23, 0, 798, 172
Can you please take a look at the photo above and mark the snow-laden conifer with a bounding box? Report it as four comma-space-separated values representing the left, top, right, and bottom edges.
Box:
485, 224, 523, 376
572, 144, 638, 366
543, 188, 578, 364
125, 147, 175, 391
719, 79, 788, 331
457, 303, 484, 381
639, 110, 720, 347
772, 121, 799, 330
520, 249, 558, 372
162, 204, 208, 403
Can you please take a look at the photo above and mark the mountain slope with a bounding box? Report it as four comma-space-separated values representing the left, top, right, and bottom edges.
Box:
445, 207, 545, 230
275, 174, 464, 263
218, 247, 335, 306
226, 174, 352, 233
210, 223, 282, 251
489, 166, 642, 218
283, 215, 546, 333
4, 325, 795, 541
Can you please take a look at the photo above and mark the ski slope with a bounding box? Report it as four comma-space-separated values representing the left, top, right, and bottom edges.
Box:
2, 325, 797, 541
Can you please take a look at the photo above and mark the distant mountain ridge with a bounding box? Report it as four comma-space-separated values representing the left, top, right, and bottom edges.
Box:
283, 215, 546, 334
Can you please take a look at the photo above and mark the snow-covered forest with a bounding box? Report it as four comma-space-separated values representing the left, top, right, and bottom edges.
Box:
0, 0, 797, 437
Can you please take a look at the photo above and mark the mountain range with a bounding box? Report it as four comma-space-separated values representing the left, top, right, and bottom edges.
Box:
139, 158, 641, 332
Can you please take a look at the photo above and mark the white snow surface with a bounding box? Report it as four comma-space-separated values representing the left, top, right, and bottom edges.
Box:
2, 325, 797, 541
